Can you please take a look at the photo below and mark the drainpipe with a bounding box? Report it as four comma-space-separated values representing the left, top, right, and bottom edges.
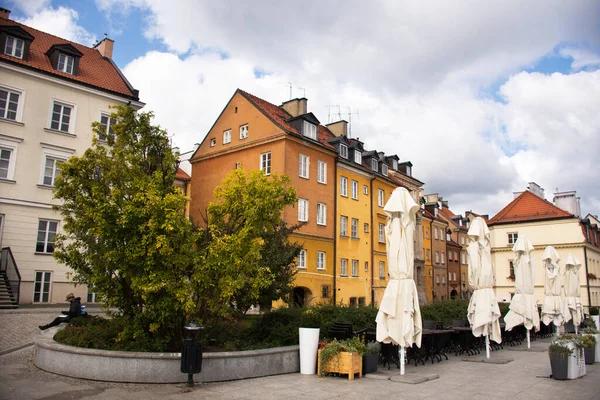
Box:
584, 246, 592, 313
333, 160, 338, 305
370, 176, 376, 307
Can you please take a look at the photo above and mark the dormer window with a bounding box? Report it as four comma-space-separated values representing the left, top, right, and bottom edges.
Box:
382, 164, 388, 176
58, 53, 74, 74
392, 159, 398, 171
4, 36, 24, 59
340, 144, 348, 159
406, 165, 412, 176
354, 150, 362, 164
371, 159, 378, 171
303, 121, 317, 140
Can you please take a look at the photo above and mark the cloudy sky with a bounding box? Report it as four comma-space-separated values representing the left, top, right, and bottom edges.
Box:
9, 0, 600, 218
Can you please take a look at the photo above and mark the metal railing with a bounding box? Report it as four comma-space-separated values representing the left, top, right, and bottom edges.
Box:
1, 247, 21, 305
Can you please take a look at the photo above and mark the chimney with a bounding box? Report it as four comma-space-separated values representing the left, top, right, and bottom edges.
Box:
326, 120, 348, 137
0, 8, 10, 20
281, 98, 307, 117
527, 182, 545, 198
94, 37, 114, 59
553, 190, 581, 217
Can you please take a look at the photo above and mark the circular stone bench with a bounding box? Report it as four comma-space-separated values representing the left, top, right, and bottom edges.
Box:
34, 330, 300, 383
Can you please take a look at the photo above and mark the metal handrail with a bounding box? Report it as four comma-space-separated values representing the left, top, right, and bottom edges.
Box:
1, 247, 21, 305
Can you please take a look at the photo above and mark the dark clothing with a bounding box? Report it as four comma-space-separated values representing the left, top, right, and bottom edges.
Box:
39, 297, 82, 330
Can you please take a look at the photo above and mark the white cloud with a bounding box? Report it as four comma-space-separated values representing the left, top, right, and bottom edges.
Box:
16, 6, 96, 46
559, 47, 600, 70
7, 0, 50, 15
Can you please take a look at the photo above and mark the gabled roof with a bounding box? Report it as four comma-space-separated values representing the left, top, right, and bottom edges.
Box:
175, 168, 191, 181
488, 190, 574, 226
0, 19, 139, 100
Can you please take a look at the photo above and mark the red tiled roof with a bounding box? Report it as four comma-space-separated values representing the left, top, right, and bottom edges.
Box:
423, 209, 447, 224
175, 168, 191, 181
488, 190, 573, 226
0, 19, 138, 99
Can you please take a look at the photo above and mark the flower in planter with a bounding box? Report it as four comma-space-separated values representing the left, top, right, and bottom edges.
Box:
318, 337, 366, 376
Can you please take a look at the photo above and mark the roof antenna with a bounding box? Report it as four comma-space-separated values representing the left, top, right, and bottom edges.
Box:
285, 82, 293, 100
326, 105, 341, 123
345, 107, 359, 138
298, 87, 306, 97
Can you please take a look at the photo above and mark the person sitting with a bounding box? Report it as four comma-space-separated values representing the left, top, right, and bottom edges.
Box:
38, 293, 82, 330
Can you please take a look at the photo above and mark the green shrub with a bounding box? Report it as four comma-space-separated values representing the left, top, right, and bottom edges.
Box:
590, 306, 599, 316
549, 342, 573, 357
582, 335, 597, 348
420, 299, 469, 325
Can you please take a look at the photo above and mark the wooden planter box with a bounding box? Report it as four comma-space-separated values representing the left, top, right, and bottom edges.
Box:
318, 349, 362, 380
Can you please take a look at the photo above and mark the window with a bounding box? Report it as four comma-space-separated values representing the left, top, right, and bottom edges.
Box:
382, 164, 388, 176
322, 285, 330, 299
340, 144, 348, 158
352, 260, 359, 276
440, 231, 445, 242
351, 218, 358, 238
461, 236, 465, 245
434, 228, 438, 240
354, 150, 362, 164
239, 124, 248, 139
454, 272, 457, 281
428, 269, 432, 277
435, 251, 439, 264
99, 113, 114, 141
235, 162, 242, 169
340, 176, 348, 197
461, 252, 466, 264
442, 275, 446, 284
303, 121, 317, 140
42, 156, 64, 186
50, 102, 73, 133
260, 152, 271, 175
298, 198, 308, 222
340, 259, 348, 276
36, 219, 58, 253
371, 159, 378, 171
425, 227, 429, 238
378, 223, 385, 243
351, 180, 358, 199
364, 261, 369, 272
299, 154, 309, 178
509, 260, 515, 278
454, 251, 458, 261
436, 274, 440, 284
297, 249, 306, 269
349, 297, 357, 307
223, 129, 232, 144
340, 216, 348, 237
0, 87, 21, 121
317, 251, 326, 270
363, 185, 368, 195
462, 272, 466, 282
0, 147, 14, 180
317, 203, 326, 226
406, 165, 412, 176
378, 189, 384, 207
358, 297, 365, 306
4, 36, 24, 59
87, 291, 98, 303
58, 53, 75, 74
317, 161, 327, 184
364, 223, 369, 233
379, 261, 385, 279
210, 138, 216, 147
392, 159, 398, 170
508, 232, 518, 245
441, 252, 445, 264
426, 249, 431, 261
33, 271, 52, 303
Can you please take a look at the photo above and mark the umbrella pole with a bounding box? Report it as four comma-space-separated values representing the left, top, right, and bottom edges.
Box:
526, 329, 530, 349
399, 346, 405, 375
485, 335, 490, 359
575, 325, 578, 335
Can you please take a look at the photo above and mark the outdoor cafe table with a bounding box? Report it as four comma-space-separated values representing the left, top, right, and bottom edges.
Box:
407, 329, 454, 366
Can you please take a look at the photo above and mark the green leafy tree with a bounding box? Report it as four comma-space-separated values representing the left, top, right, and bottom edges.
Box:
53, 105, 198, 347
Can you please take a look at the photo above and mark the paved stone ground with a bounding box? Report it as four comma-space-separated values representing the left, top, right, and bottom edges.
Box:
1, 308, 599, 399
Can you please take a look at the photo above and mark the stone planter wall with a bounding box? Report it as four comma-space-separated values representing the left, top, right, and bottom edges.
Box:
34, 331, 299, 383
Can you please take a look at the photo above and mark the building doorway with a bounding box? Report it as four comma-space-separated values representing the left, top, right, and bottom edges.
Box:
292, 286, 312, 307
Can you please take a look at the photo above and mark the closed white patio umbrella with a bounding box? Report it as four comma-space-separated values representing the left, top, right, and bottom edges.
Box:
564, 254, 583, 333
504, 236, 540, 348
376, 187, 422, 375
541, 246, 564, 332
466, 217, 502, 359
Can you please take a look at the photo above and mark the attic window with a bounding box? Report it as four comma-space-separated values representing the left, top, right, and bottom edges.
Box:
58, 53, 74, 74
406, 165, 412, 176
340, 144, 348, 159
4, 36, 24, 59
392, 159, 398, 171
45, 44, 83, 76
354, 150, 362, 164
303, 121, 317, 140
371, 159, 378, 172
382, 164, 388, 176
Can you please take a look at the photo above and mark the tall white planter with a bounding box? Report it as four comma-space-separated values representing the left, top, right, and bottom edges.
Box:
592, 315, 600, 332
299, 327, 320, 375
595, 333, 600, 363
566, 342, 586, 379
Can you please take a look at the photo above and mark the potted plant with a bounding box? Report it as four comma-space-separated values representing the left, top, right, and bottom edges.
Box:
582, 325, 600, 363
362, 341, 380, 374
548, 341, 572, 380
552, 333, 585, 379
590, 307, 600, 332
299, 309, 321, 375
582, 334, 596, 365
318, 336, 366, 380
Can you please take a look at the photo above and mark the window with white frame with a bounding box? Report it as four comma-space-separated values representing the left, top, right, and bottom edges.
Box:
99, 113, 114, 141
354, 150, 362, 164
317, 251, 325, 270
441, 252, 445, 264
371, 159, 378, 171
508, 232, 518, 245
303, 121, 317, 140
58, 53, 75, 74
436, 274, 440, 284
406, 165, 412, 176
4, 36, 24, 59
434, 227, 438, 240
340, 259, 348, 276
210, 138, 216, 147
340, 176, 348, 197
392, 159, 398, 170
298, 198, 308, 222
299, 154, 309, 178
461, 252, 466, 264
42, 156, 64, 186
235, 162, 242, 169
378, 223, 385, 243
425, 227, 430, 238
382, 164, 388, 176
260, 152, 271, 175
50, 101, 74, 133
440, 231, 445, 241
340, 216, 348, 236
223, 129, 232, 144
379, 261, 385, 279
0, 86, 22, 121
426, 249, 431, 261
339, 144, 348, 158
351, 260, 358, 276
317, 161, 327, 184
297, 249, 306, 269
317, 203, 326, 226
454, 251, 458, 261
364, 261, 369, 272
33, 271, 52, 303
363, 185, 368, 195
0, 139, 18, 181
351, 180, 358, 199
351, 218, 358, 238
36, 219, 58, 253
442, 275, 446, 284
239, 124, 248, 139
378, 189, 384, 207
